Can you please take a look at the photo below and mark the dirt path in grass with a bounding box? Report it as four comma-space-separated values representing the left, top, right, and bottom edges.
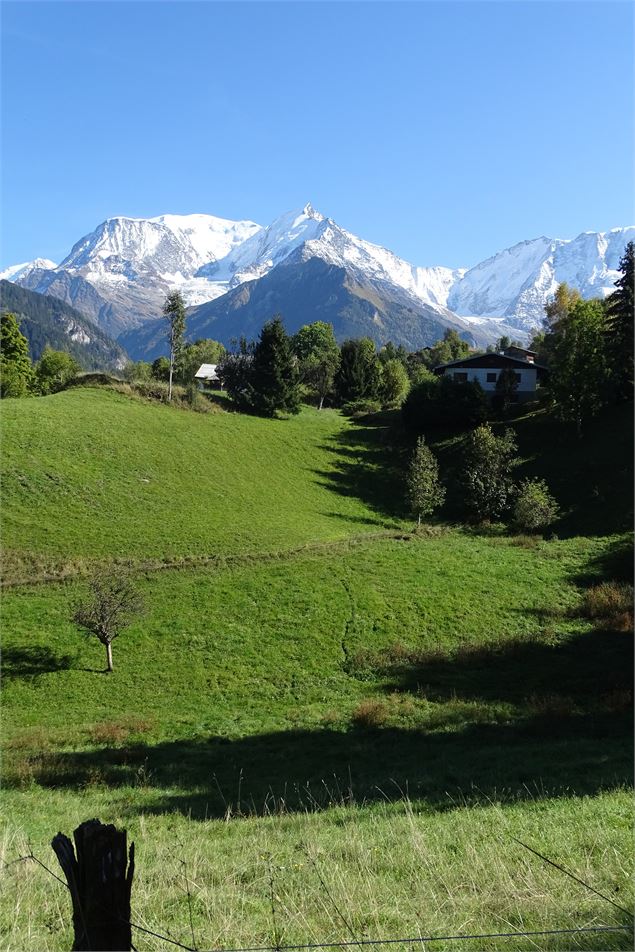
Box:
2, 527, 443, 589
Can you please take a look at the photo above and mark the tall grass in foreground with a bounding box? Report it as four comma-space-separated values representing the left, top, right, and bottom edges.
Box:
1, 790, 632, 951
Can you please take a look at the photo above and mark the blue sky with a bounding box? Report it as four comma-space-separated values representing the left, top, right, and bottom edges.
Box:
1, 1, 633, 269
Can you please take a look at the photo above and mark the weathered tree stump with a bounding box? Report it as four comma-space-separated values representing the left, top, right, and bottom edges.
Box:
52, 818, 135, 951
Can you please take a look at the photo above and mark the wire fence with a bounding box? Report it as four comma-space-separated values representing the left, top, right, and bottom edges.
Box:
4, 833, 633, 952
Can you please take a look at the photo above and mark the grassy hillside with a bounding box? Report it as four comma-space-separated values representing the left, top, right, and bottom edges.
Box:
1, 388, 404, 580
1, 386, 632, 950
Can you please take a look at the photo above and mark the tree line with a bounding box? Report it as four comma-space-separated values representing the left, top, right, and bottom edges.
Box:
528, 241, 634, 433
2, 241, 631, 422
0, 312, 83, 398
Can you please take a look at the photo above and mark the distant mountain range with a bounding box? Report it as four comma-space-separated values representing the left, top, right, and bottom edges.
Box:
2, 206, 632, 360
0, 281, 126, 370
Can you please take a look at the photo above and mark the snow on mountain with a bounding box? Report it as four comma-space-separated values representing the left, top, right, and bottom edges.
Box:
218, 203, 326, 286
4, 207, 632, 342
447, 227, 635, 329
59, 213, 262, 287
222, 202, 461, 322
0, 258, 57, 283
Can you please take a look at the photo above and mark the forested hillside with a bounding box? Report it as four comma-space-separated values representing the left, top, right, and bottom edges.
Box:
0, 280, 127, 369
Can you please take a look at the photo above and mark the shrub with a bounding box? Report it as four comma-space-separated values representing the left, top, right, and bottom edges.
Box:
34, 348, 80, 395
582, 582, 634, 631
512, 478, 559, 532
341, 398, 382, 417
351, 698, 389, 728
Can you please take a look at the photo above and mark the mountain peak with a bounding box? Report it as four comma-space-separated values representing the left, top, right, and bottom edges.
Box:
302, 202, 323, 221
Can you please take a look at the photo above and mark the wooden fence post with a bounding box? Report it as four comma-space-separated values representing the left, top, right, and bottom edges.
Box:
52, 818, 135, 951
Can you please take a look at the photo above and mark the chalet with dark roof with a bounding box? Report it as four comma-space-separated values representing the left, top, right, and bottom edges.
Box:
433, 347, 547, 402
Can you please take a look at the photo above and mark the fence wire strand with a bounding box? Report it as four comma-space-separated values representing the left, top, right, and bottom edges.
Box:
4, 846, 633, 952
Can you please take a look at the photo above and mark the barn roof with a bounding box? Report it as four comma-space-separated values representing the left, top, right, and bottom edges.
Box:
194, 363, 218, 378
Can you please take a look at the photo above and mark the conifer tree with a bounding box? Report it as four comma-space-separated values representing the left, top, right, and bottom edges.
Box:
334, 338, 382, 403
406, 436, 445, 524
250, 315, 300, 417
0, 311, 33, 397
605, 240, 634, 400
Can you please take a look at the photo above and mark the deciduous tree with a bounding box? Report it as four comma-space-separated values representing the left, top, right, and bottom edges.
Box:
334, 338, 382, 403
72, 570, 144, 673
547, 298, 608, 434
163, 290, 186, 401
177, 338, 225, 386
461, 424, 519, 522
380, 358, 410, 407
293, 321, 340, 409
406, 436, 445, 524
35, 347, 80, 394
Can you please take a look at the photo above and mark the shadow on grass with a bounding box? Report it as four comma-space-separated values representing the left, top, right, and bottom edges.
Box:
570, 535, 634, 587
10, 712, 631, 820
313, 419, 410, 522
10, 621, 631, 819
1, 646, 76, 679
499, 403, 634, 539
363, 627, 633, 708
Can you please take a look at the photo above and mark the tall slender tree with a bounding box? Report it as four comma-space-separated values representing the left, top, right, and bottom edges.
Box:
605, 240, 634, 401
547, 298, 608, 434
163, 290, 186, 401
406, 436, 445, 524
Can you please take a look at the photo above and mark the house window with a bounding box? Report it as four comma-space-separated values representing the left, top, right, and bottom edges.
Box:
486, 372, 497, 383
454, 372, 468, 382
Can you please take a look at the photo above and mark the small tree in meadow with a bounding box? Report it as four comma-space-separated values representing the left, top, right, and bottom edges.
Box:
72, 570, 144, 672
406, 436, 445, 524
512, 478, 559, 533
462, 424, 519, 522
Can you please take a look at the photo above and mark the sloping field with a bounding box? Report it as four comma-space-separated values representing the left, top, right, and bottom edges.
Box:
0, 388, 403, 575
1, 387, 632, 950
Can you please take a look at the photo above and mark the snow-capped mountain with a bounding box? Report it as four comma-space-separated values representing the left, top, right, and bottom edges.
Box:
4, 206, 632, 346
0, 258, 57, 283
446, 227, 635, 329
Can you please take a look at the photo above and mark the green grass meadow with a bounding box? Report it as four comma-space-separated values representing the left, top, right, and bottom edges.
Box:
1, 388, 633, 950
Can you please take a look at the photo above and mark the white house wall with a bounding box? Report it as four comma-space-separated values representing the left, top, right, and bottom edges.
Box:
446, 366, 537, 392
